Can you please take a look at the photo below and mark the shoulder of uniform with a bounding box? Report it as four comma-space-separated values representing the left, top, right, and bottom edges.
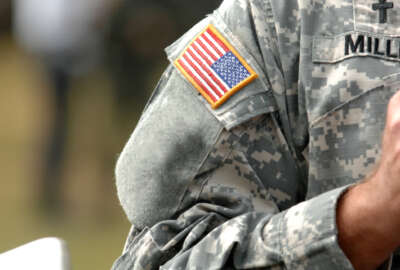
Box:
165, 15, 277, 130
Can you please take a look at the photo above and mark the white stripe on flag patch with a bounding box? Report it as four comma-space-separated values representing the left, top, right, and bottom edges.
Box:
184, 51, 224, 96
192, 41, 214, 65
199, 36, 220, 59
188, 47, 228, 94
204, 31, 226, 55
180, 57, 220, 100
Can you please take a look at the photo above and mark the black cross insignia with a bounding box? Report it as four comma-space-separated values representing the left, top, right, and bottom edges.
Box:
372, 0, 394, 24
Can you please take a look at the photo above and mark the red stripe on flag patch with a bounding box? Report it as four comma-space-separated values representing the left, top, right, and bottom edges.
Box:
201, 33, 224, 57
206, 28, 229, 52
182, 53, 223, 98
186, 48, 228, 95
192, 42, 213, 66
177, 59, 218, 103
197, 38, 218, 62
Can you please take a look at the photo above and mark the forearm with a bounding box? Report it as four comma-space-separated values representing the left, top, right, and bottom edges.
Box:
337, 174, 400, 270
337, 90, 400, 270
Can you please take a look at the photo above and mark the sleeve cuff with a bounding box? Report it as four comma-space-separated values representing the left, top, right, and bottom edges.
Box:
267, 185, 355, 269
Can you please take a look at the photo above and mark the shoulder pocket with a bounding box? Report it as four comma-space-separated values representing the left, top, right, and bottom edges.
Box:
165, 14, 278, 130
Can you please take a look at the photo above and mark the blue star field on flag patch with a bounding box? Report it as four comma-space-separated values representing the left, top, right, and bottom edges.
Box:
211, 52, 251, 89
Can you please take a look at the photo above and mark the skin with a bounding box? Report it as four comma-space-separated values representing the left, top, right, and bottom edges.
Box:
337, 90, 400, 270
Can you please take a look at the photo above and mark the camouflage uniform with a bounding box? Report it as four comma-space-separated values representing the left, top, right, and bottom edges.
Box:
112, 0, 400, 269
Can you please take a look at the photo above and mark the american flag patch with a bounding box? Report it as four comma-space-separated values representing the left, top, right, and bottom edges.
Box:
175, 24, 258, 109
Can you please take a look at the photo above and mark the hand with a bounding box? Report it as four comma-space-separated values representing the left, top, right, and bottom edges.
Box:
338, 90, 400, 270
374, 90, 400, 200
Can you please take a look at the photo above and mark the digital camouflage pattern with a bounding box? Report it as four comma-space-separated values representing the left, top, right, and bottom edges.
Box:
112, 0, 400, 269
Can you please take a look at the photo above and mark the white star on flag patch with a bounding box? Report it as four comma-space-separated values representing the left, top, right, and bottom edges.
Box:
174, 24, 258, 109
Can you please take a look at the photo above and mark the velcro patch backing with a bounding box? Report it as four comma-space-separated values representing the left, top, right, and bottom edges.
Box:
175, 24, 258, 109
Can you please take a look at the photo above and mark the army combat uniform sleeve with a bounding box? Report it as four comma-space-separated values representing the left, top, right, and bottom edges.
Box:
111, 0, 400, 268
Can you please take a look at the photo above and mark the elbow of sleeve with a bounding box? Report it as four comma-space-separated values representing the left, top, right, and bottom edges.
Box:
115, 147, 180, 229
115, 152, 139, 226
114, 131, 209, 229
113, 66, 224, 229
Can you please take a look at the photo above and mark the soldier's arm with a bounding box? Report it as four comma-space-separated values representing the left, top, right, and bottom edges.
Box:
113, 67, 354, 269
112, 0, 400, 269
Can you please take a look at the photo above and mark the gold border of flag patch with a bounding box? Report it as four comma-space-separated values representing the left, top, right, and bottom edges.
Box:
174, 24, 258, 109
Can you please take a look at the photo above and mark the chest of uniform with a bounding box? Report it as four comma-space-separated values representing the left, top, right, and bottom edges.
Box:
307, 0, 400, 118
304, 0, 400, 196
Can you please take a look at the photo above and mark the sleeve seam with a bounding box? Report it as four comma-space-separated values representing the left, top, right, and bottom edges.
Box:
175, 124, 225, 214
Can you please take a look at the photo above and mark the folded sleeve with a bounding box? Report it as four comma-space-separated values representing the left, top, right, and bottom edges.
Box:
161, 186, 353, 269
113, 184, 353, 269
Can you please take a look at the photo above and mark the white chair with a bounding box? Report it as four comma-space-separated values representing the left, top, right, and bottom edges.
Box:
0, 238, 70, 270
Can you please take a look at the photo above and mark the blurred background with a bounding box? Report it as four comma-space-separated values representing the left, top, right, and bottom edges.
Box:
0, 0, 221, 269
